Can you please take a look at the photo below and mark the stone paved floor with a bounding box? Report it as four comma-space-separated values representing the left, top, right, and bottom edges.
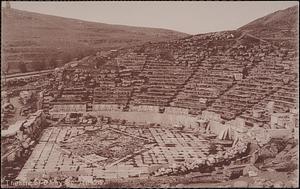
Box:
17, 125, 214, 181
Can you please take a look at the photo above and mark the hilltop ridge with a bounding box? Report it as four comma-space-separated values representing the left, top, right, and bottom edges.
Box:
238, 5, 298, 47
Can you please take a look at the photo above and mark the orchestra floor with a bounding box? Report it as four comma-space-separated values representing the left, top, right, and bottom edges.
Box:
17, 124, 222, 181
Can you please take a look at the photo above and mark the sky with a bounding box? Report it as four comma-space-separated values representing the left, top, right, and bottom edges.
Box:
2, 1, 299, 35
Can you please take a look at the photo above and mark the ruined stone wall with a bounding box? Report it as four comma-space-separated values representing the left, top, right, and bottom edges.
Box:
267, 129, 293, 139
208, 120, 225, 135
89, 111, 198, 127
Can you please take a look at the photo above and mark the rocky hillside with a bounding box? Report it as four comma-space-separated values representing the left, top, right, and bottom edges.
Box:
238, 5, 298, 47
1, 8, 188, 74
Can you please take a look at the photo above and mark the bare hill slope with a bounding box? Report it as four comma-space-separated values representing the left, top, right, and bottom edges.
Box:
1, 8, 188, 74
238, 5, 298, 47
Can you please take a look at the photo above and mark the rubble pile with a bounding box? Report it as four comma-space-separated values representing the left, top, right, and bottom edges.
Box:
1, 110, 46, 180
59, 126, 148, 165
262, 139, 298, 171
247, 127, 272, 147
252, 177, 298, 188
153, 135, 249, 176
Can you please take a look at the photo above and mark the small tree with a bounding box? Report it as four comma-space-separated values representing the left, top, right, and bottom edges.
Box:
96, 57, 106, 68
159, 50, 174, 61
4, 62, 9, 74
19, 61, 27, 73
62, 53, 72, 64
77, 51, 85, 59
49, 57, 58, 68
32, 60, 46, 71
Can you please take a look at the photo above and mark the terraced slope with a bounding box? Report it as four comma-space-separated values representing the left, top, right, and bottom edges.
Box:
4, 6, 298, 124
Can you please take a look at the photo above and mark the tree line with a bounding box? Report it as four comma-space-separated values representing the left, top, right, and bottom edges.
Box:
18, 49, 96, 73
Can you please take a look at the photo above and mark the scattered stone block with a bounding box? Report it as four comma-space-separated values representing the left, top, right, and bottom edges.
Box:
233, 180, 248, 187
